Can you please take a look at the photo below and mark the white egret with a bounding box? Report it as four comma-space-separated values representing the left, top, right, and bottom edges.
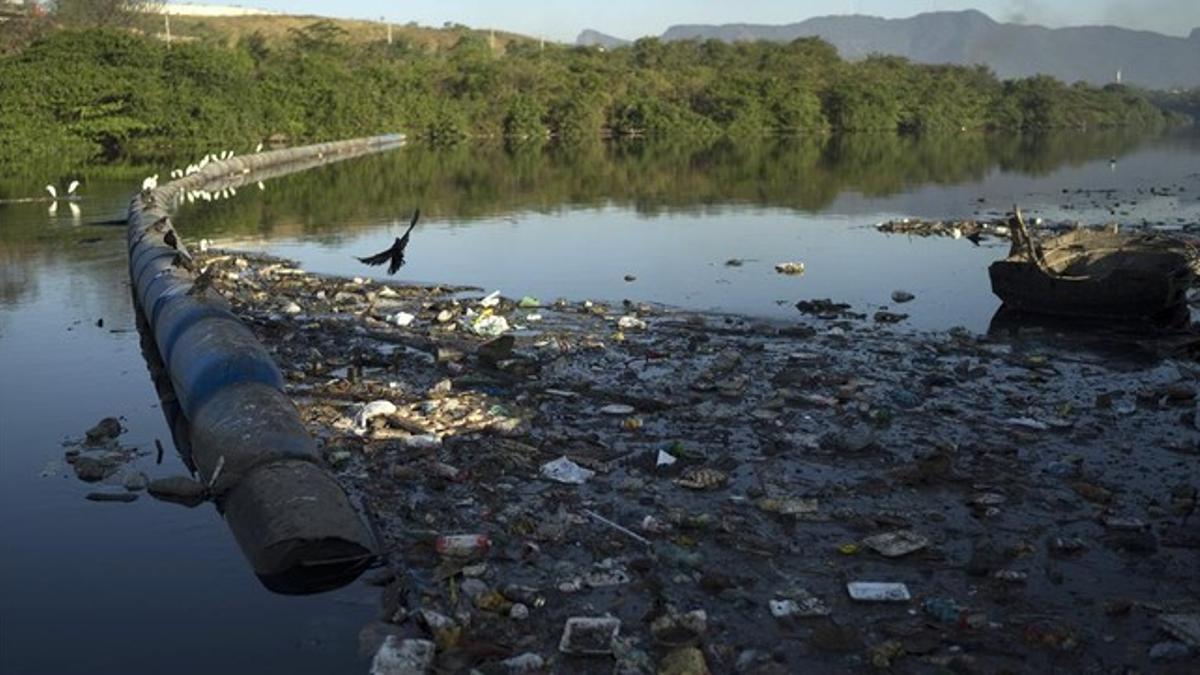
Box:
45, 185, 57, 199
141, 175, 159, 192
255, 142, 264, 153
67, 180, 80, 195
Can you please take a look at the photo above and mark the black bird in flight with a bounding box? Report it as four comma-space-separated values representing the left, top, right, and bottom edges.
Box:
357, 209, 421, 275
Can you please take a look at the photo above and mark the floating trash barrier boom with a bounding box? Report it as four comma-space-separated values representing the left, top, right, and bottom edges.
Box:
125, 136, 404, 593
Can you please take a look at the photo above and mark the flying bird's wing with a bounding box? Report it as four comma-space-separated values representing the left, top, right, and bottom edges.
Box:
357, 238, 402, 268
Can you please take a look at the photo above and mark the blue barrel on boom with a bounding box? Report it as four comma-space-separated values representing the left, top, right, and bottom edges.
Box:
165, 316, 284, 420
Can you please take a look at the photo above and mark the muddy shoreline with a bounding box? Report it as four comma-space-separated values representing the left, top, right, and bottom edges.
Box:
157, 244, 1200, 671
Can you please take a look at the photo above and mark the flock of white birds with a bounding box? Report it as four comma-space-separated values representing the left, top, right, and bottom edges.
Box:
43, 179, 82, 217
162, 142, 269, 206
41, 141, 271, 218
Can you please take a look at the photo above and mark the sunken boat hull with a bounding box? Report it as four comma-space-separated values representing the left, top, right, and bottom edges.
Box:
989, 228, 1194, 319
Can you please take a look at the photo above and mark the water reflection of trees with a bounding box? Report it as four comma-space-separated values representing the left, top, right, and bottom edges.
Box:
0, 129, 1177, 317
165, 130, 1157, 236
0, 243, 37, 309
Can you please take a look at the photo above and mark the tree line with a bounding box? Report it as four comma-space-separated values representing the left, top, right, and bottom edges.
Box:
0, 20, 1184, 167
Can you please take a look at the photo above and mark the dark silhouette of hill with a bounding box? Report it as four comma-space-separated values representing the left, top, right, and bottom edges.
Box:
579, 10, 1200, 89
576, 29, 630, 50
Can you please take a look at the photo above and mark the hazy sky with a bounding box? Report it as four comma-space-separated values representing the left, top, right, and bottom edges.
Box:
215, 1, 1200, 42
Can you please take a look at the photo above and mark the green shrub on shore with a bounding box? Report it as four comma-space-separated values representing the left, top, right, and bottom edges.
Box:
0, 28, 1182, 166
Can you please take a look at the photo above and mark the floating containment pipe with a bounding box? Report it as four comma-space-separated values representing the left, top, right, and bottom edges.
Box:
127, 136, 404, 593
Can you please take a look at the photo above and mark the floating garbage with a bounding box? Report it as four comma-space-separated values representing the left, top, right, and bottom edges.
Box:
390, 311, 415, 327
774, 262, 806, 275
674, 467, 728, 490
479, 290, 502, 308
176, 238, 1200, 673
72, 456, 118, 482
146, 476, 207, 506
756, 497, 819, 517
650, 608, 707, 645
353, 400, 397, 433
370, 637, 435, 675
559, 616, 621, 655
873, 310, 908, 323
471, 312, 510, 337
769, 590, 830, 618
84, 417, 122, 444
435, 534, 491, 558
847, 582, 911, 602
599, 404, 635, 415
617, 315, 647, 330
499, 653, 545, 673
861, 530, 930, 558
402, 434, 441, 450
659, 647, 709, 673
540, 456, 595, 485
85, 492, 138, 503
1005, 416, 1050, 431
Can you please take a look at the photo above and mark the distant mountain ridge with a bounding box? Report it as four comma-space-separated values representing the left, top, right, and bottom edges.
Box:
577, 10, 1200, 89
576, 29, 630, 50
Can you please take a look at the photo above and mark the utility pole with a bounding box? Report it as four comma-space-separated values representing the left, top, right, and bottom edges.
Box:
165, 14, 171, 47
383, 17, 392, 45
489, 28, 495, 51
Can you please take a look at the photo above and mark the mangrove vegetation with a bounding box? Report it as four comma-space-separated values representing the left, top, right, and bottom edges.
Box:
0, 19, 1184, 167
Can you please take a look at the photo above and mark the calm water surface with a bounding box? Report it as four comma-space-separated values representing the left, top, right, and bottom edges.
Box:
1, 130, 1198, 674
173, 131, 1200, 332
